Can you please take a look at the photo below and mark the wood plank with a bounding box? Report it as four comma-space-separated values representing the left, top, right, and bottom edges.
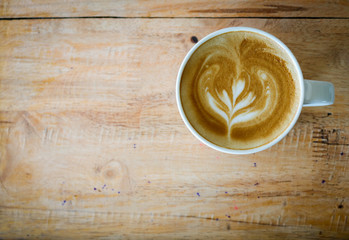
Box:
0, 0, 348, 18
1, 207, 348, 240
1, 19, 349, 239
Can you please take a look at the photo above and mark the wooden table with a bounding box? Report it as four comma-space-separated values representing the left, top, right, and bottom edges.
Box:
1, 1, 348, 239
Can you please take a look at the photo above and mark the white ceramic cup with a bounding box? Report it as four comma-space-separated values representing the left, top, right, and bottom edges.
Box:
176, 27, 335, 154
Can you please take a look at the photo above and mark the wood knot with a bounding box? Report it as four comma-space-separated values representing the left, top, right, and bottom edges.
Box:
94, 159, 133, 192
104, 169, 117, 179
100, 161, 122, 180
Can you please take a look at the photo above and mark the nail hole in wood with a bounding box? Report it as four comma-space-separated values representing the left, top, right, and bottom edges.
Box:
191, 36, 198, 43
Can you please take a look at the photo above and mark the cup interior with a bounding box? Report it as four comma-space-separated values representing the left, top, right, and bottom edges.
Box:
176, 27, 304, 154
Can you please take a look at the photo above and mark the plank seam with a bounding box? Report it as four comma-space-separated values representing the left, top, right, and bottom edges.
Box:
0, 16, 348, 20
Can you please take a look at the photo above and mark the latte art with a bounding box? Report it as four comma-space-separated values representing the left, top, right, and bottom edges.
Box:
199, 64, 277, 137
180, 31, 300, 150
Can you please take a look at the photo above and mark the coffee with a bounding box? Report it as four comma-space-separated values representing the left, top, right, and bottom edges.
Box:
180, 31, 300, 150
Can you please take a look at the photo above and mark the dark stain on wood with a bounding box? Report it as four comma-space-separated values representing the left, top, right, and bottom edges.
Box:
312, 128, 349, 146
0, 121, 13, 124
312, 156, 327, 159
190, 5, 306, 14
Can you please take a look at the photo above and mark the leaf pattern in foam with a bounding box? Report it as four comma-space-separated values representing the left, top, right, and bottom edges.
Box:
229, 93, 258, 127
205, 72, 259, 135
207, 91, 230, 127
232, 78, 245, 106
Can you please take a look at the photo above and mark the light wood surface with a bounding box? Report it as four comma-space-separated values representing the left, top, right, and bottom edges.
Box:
1, 0, 349, 18
1, 3, 349, 240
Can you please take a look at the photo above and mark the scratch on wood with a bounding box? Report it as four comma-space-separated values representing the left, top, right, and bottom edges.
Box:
277, 215, 281, 225
302, 124, 308, 144
22, 113, 40, 137
20, 134, 26, 149
289, 129, 294, 145
257, 214, 261, 224
343, 216, 347, 232
42, 128, 48, 145
48, 128, 53, 141
329, 173, 333, 181
295, 128, 300, 149
329, 214, 334, 230
331, 144, 339, 180
336, 215, 341, 231
281, 137, 286, 152
309, 129, 314, 149
170, 131, 175, 143
99, 127, 104, 144
54, 129, 60, 144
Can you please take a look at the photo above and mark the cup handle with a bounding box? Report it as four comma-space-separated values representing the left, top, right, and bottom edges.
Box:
303, 79, 335, 107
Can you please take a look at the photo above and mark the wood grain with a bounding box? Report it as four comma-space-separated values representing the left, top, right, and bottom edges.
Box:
1, 19, 349, 239
0, 0, 348, 18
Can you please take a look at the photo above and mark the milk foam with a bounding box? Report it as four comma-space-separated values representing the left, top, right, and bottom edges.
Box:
197, 56, 278, 139
180, 31, 300, 150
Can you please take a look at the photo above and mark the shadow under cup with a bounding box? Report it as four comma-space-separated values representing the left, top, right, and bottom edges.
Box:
176, 27, 304, 154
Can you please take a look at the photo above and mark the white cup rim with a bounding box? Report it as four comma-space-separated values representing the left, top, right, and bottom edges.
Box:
176, 27, 304, 154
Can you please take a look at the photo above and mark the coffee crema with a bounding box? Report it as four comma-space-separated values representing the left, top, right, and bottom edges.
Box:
180, 31, 300, 150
